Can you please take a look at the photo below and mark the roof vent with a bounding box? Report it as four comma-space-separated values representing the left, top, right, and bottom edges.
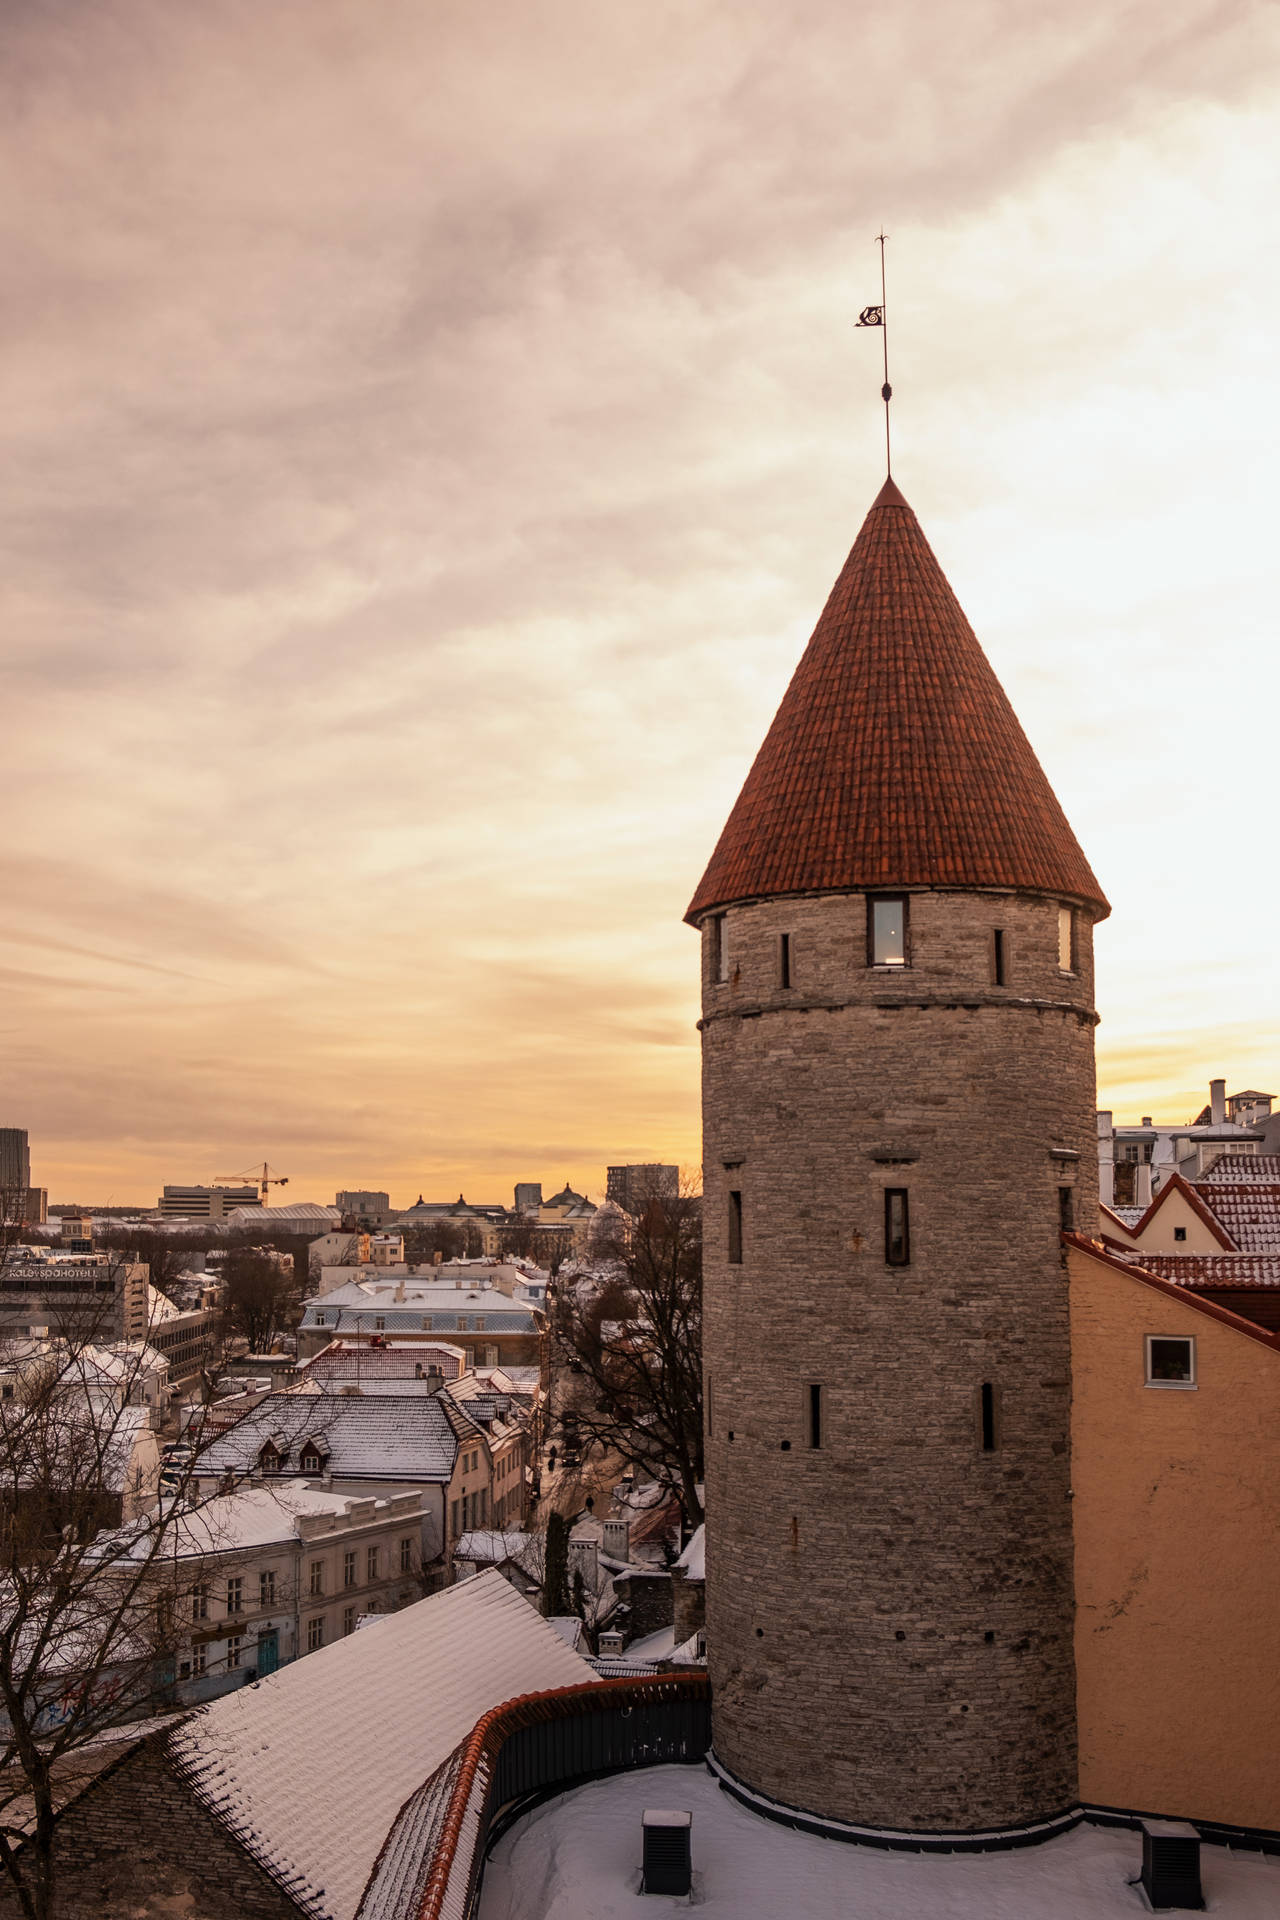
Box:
642, 1810, 692, 1896
1139, 1820, 1203, 1911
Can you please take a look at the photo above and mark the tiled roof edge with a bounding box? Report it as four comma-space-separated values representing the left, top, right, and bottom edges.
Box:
1063, 1233, 1280, 1353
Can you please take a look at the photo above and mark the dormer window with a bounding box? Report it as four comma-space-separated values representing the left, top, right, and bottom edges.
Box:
258, 1442, 285, 1474
299, 1441, 329, 1473
869, 896, 908, 967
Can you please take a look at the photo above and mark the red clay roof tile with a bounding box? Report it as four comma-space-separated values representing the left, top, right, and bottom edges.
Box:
687, 479, 1109, 924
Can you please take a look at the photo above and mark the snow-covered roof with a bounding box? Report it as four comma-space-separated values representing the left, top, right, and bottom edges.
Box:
197, 1393, 457, 1482
96, 1483, 421, 1562
675, 1524, 705, 1581
167, 1569, 596, 1920
454, 1530, 533, 1566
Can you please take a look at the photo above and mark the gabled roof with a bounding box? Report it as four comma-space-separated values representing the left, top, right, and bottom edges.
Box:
1100, 1173, 1237, 1251
198, 1393, 457, 1483
167, 1571, 594, 1920
1064, 1234, 1280, 1350
687, 477, 1108, 924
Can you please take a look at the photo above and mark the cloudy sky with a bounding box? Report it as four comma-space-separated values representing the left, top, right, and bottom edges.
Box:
4, 0, 1278, 1206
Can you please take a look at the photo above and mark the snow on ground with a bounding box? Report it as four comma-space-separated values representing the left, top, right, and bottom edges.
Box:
477, 1765, 1280, 1920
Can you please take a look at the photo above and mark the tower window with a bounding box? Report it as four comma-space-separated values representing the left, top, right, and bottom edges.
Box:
992, 928, 1006, 986
1058, 1186, 1074, 1232
869, 896, 908, 967
779, 932, 792, 989
808, 1383, 823, 1450
728, 1190, 743, 1265
980, 1382, 998, 1451
1058, 906, 1076, 974
710, 915, 728, 984
884, 1189, 910, 1265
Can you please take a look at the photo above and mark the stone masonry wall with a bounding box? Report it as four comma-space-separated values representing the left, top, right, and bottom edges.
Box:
0, 1735, 303, 1920
698, 886, 1099, 1832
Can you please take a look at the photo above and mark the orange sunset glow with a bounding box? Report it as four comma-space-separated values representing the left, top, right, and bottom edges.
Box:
4, 2, 1278, 1206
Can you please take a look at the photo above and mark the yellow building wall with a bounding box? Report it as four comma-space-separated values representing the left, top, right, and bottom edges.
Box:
1069, 1244, 1280, 1830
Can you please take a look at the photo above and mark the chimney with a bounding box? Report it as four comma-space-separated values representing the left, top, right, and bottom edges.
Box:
1141, 1116, 1152, 1128
394, 1279, 406, 1303
1210, 1079, 1226, 1126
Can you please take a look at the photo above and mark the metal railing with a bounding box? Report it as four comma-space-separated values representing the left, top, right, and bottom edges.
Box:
414, 1673, 711, 1920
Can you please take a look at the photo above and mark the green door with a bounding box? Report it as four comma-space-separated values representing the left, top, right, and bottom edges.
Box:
257, 1631, 279, 1676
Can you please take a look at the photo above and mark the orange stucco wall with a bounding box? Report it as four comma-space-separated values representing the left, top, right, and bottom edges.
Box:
1069, 1244, 1280, 1830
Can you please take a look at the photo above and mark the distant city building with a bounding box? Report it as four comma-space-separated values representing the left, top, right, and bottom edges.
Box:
58, 1211, 94, 1253
158, 1184, 261, 1220
0, 1128, 46, 1224
606, 1164, 679, 1214
513, 1181, 543, 1214
336, 1189, 393, 1224
0, 1127, 31, 1192
1098, 1078, 1275, 1208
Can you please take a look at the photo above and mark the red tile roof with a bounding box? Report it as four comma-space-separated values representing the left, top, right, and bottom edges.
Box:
1193, 1187, 1280, 1254
687, 478, 1109, 924
1100, 1173, 1237, 1250
1197, 1155, 1280, 1185
1064, 1234, 1280, 1352
1116, 1252, 1280, 1290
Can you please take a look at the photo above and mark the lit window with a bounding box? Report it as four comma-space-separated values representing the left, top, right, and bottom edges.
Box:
869, 896, 907, 967
1145, 1336, 1195, 1388
1058, 907, 1075, 973
885, 1189, 910, 1266
307, 1617, 325, 1651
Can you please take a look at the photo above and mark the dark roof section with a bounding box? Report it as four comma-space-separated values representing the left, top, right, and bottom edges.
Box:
198, 1392, 457, 1482
687, 477, 1109, 924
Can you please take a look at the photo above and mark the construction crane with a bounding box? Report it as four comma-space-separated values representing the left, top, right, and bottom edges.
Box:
214, 1162, 290, 1202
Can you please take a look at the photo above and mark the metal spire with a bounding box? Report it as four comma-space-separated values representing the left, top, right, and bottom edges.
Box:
856, 231, 893, 475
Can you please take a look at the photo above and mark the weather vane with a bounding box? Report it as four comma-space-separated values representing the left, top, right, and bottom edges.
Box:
856, 231, 892, 475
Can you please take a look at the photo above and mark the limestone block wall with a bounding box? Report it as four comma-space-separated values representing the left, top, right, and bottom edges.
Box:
698, 886, 1099, 1833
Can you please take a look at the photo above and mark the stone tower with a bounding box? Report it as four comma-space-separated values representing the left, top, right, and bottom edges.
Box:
688, 476, 1109, 1838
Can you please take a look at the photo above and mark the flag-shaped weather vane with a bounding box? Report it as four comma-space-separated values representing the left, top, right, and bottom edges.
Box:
856, 231, 893, 475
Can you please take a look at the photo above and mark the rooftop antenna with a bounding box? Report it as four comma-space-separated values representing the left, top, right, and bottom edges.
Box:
856, 231, 892, 475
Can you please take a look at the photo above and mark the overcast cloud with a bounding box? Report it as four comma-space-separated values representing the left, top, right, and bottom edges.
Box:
3, 0, 1278, 1201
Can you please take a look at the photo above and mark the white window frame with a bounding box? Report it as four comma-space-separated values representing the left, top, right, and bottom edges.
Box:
1145, 1333, 1196, 1390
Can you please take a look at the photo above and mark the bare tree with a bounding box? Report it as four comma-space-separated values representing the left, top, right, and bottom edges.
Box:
0, 1278, 234, 1920
218, 1247, 299, 1356
548, 1176, 703, 1529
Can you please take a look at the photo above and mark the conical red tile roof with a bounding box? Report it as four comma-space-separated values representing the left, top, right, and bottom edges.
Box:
686, 478, 1109, 923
